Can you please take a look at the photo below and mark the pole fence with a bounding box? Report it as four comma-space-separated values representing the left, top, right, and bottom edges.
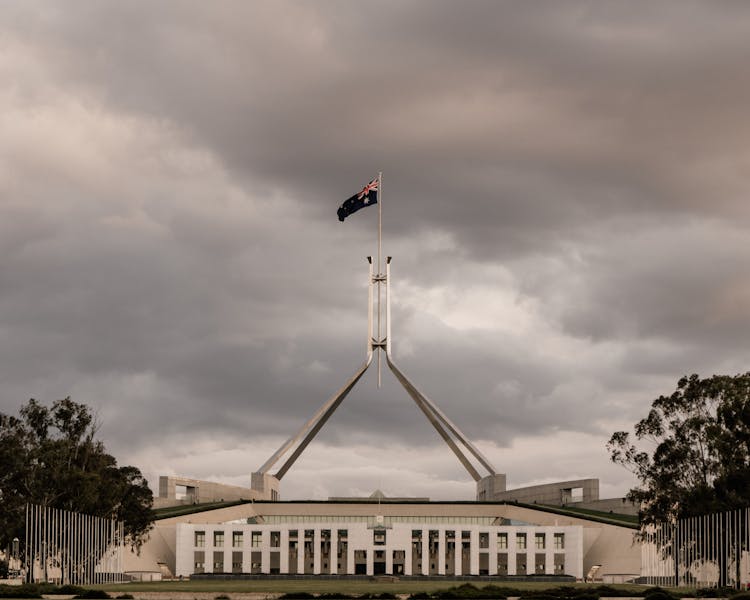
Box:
641, 505, 750, 589
23, 503, 126, 585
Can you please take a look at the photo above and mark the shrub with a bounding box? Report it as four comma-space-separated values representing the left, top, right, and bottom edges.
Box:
73, 591, 111, 599
0, 587, 42, 599
116, 594, 134, 599
642, 589, 676, 600
215, 595, 231, 600
592, 587, 631, 598
50, 585, 86, 595
278, 594, 316, 600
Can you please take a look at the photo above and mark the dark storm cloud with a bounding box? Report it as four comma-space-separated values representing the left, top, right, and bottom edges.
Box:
2, 1, 749, 498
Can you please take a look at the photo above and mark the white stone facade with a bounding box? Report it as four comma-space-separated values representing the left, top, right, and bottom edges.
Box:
175, 520, 583, 579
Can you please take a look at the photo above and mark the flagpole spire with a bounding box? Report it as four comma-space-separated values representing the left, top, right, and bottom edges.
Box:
252, 173, 500, 498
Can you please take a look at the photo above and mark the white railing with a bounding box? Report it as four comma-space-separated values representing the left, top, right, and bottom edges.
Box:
24, 503, 126, 585
641, 506, 750, 588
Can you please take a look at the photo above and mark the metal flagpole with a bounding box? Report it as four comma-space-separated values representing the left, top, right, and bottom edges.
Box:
253, 171, 500, 494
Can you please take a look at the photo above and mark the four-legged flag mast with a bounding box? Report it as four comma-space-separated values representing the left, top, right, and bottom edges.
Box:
253, 174, 501, 499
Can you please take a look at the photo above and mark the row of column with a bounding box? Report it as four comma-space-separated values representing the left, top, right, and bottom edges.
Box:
187, 526, 571, 577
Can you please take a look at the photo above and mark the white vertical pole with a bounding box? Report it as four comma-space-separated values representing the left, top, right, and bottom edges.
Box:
386, 257, 392, 356
716, 511, 719, 588
52, 507, 55, 584
31, 505, 35, 583
29, 504, 32, 583
62, 510, 66, 585
55, 507, 59, 584
377, 171, 383, 388
87, 512, 91, 585
368, 258, 374, 356
687, 517, 700, 584
120, 521, 125, 579
95, 515, 99, 584
42, 506, 46, 583
24, 504, 28, 583
74, 512, 78, 585
81, 512, 85, 585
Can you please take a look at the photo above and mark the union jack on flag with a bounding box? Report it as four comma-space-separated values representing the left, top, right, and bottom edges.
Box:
337, 178, 379, 222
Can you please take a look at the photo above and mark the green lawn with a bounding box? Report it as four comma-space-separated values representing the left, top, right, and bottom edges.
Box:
90, 579, 651, 595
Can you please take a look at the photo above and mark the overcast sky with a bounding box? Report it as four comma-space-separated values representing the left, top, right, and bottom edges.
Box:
2, 1, 749, 502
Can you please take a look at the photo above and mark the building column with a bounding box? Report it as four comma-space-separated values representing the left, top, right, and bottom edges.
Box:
438, 530, 445, 575
330, 529, 338, 575
489, 531, 497, 575
297, 534, 305, 574
280, 530, 289, 573
313, 529, 321, 574
421, 529, 429, 576
261, 530, 270, 574
469, 530, 478, 576
242, 528, 252, 574
405, 539, 413, 576
347, 540, 355, 575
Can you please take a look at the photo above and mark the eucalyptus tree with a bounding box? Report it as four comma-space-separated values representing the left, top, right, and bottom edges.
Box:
609, 373, 750, 586
0, 397, 154, 554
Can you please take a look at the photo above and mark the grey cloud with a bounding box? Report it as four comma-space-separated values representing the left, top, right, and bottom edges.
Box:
2, 1, 749, 499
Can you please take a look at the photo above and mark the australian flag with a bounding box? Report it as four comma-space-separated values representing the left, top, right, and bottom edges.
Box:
337, 178, 378, 222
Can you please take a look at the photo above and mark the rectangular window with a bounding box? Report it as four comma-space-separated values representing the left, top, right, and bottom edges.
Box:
497, 552, 508, 574
270, 531, 281, 548
516, 553, 526, 575
251, 531, 262, 547
251, 551, 262, 574
214, 531, 224, 547
535, 553, 546, 573
554, 552, 565, 573
516, 533, 527, 550
497, 533, 508, 550
193, 550, 205, 574
213, 551, 224, 572
554, 533, 565, 549
535, 533, 545, 549
232, 551, 242, 573
479, 532, 489, 549
233, 531, 243, 548
195, 531, 205, 548
373, 529, 386, 545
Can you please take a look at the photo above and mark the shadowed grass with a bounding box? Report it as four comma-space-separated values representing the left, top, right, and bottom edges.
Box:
85, 581, 655, 595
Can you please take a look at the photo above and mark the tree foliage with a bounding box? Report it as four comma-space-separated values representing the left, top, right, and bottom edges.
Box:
0, 398, 154, 550
608, 374, 750, 587
608, 372, 750, 526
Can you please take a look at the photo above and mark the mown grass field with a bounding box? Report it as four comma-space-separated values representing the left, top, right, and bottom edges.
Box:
88, 580, 652, 595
